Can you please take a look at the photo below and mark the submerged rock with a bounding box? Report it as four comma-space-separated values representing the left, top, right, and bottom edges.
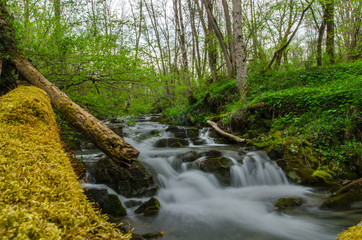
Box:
322, 178, 362, 210
135, 197, 160, 216
199, 157, 234, 185
177, 151, 199, 162
275, 197, 303, 211
85, 189, 127, 218
94, 157, 157, 198
154, 138, 189, 148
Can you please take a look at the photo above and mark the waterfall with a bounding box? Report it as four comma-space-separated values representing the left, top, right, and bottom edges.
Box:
75, 116, 353, 240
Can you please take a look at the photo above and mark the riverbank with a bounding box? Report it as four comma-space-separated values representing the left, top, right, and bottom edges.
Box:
165, 61, 361, 186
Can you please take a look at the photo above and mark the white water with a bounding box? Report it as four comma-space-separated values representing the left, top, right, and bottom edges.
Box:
78, 116, 361, 240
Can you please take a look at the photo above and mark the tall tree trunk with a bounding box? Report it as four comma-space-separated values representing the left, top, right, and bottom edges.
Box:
232, 0, 248, 104
187, 0, 202, 78
9, 51, 139, 167
202, 0, 233, 78
222, 0, 235, 74
317, 20, 326, 66
325, 0, 335, 64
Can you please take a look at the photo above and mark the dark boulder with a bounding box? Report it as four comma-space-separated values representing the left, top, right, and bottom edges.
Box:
199, 157, 234, 185
275, 197, 304, 211
322, 178, 362, 210
135, 197, 160, 216
200, 150, 222, 158
94, 157, 157, 198
85, 188, 127, 218
177, 151, 199, 162
154, 138, 189, 148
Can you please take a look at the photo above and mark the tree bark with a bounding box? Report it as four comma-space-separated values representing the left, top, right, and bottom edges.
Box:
207, 120, 247, 143
325, 0, 335, 64
202, 0, 233, 78
232, 0, 248, 104
222, 0, 235, 73
9, 51, 139, 168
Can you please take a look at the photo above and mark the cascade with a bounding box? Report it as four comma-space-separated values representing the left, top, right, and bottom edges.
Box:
75, 116, 359, 240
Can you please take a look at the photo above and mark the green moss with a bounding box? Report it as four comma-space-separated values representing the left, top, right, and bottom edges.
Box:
312, 170, 334, 183
338, 225, 362, 240
275, 198, 303, 210
0, 86, 130, 239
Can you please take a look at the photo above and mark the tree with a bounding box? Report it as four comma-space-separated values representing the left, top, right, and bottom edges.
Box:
324, 0, 335, 64
232, 0, 247, 103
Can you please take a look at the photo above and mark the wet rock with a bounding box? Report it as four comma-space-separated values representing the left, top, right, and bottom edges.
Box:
200, 150, 222, 158
312, 170, 335, 186
199, 157, 234, 185
177, 151, 199, 162
191, 138, 207, 145
85, 189, 127, 218
124, 199, 143, 208
94, 157, 158, 198
135, 197, 160, 216
185, 128, 199, 138
137, 130, 160, 140
275, 197, 303, 211
322, 178, 362, 210
110, 126, 124, 137
142, 232, 165, 239
154, 138, 189, 148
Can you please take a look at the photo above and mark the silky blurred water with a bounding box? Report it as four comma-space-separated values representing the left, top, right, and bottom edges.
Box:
77, 116, 361, 240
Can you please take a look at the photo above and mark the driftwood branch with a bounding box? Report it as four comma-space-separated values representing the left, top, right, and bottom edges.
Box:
207, 120, 248, 143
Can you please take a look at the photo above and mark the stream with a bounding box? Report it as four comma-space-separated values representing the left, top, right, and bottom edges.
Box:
75, 115, 361, 240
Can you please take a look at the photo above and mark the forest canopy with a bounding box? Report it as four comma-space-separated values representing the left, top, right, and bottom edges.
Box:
1, 0, 360, 117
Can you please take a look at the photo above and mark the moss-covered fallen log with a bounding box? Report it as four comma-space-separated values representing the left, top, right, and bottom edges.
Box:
0, 86, 130, 239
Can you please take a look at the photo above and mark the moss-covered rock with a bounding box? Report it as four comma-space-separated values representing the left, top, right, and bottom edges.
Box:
322, 178, 362, 210
253, 135, 328, 185
154, 138, 189, 148
338, 221, 362, 240
275, 198, 303, 211
95, 157, 157, 198
85, 189, 127, 218
134, 197, 160, 217
177, 151, 199, 162
199, 157, 234, 185
0, 86, 129, 239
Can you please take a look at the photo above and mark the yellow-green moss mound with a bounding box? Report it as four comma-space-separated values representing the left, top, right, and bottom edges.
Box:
0, 86, 130, 239
338, 224, 362, 240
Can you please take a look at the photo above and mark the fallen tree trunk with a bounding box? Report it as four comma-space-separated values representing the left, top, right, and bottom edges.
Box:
10, 51, 138, 167
206, 120, 248, 143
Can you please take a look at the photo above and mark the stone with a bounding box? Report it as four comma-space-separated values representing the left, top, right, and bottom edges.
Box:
322, 178, 362, 210
85, 189, 127, 218
275, 198, 303, 211
177, 151, 199, 162
154, 138, 189, 148
135, 197, 160, 216
94, 157, 158, 198
124, 200, 143, 208
199, 157, 234, 185
200, 150, 222, 158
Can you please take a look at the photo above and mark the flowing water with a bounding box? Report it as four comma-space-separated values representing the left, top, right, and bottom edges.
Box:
76, 116, 361, 240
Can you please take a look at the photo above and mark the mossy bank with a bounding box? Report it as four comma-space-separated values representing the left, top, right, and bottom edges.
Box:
0, 86, 130, 239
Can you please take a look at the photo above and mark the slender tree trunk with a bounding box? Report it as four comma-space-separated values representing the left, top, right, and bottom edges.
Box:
9, 51, 139, 167
264, 1, 314, 72
202, 0, 233, 78
325, 0, 335, 64
222, 0, 235, 74
317, 20, 326, 66
187, 0, 202, 78
232, 0, 248, 104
